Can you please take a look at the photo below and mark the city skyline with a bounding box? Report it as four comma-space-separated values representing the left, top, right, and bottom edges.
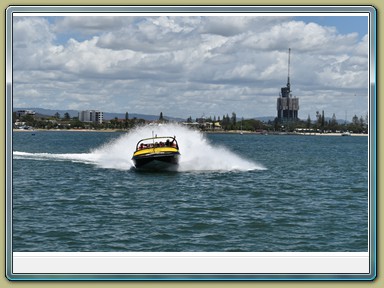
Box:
11, 12, 370, 120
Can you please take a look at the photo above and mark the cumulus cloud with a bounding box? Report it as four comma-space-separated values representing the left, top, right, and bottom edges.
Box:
54, 16, 128, 34
11, 14, 369, 119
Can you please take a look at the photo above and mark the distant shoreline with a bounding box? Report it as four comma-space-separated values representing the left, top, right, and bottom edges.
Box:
205, 131, 368, 136
12, 128, 368, 136
13, 128, 122, 133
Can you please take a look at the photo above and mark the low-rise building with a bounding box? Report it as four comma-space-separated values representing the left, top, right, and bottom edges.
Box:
16, 110, 35, 117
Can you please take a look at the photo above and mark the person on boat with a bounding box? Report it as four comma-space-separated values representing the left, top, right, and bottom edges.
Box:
165, 139, 170, 147
170, 137, 178, 149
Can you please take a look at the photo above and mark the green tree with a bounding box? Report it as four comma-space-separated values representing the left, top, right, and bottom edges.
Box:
110, 117, 120, 129
221, 114, 230, 130
273, 118, 280, 131
306, 114, 311, 129
69, 118, 85, 129
321, 110, 325, 132
20, 114, 36, 127
315, 110, 325, 132
329, 113, 338, 132
352, 114, 359, 125
125, 112, 129, 129
231, 112, 237, 127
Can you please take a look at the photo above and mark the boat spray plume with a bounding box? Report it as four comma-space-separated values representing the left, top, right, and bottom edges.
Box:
14, 124, 266, 172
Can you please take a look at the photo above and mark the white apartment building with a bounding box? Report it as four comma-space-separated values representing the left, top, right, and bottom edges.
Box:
16, 110, 36, 117
79, 110, 103, 124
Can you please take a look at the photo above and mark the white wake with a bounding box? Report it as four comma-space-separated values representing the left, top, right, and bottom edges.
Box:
13, 124, 266, 172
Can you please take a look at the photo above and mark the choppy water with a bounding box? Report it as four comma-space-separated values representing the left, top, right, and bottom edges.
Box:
12, 124, 368, 252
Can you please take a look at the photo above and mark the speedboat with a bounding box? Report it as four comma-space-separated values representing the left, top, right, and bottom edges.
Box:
132, 136, 180, 170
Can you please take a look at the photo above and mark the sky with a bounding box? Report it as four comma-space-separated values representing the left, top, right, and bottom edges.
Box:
11, 13, 370, 121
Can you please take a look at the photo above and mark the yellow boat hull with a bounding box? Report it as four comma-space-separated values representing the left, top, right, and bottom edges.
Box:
132, 136, 180, 170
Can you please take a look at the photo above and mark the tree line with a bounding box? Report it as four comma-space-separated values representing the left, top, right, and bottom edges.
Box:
13, 110, 368, 134
187, 110, 368, 133
301, 110, 368, 134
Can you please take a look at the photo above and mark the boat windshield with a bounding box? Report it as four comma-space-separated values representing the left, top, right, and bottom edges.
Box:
135, 136, 178, 151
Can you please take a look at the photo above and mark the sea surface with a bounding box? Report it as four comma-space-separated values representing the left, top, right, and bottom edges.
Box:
11, 124, 368, 252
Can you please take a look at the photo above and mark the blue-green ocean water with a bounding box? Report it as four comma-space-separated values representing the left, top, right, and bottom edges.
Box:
12, 124, 368, 252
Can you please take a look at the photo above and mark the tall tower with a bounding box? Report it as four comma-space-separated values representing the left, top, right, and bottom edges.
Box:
277, 48, 299, 121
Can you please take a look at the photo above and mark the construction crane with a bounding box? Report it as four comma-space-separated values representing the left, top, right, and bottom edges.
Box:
281, 48, 291, 98
286, 47, 291, 93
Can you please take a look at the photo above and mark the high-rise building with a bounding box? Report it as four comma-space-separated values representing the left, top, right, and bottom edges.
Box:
79, 110, 103, 124
277, 48, 299, 121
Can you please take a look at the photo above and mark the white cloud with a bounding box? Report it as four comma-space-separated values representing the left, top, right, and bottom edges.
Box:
12, 15, 369, 120
242, 20, 359, 53
54, 16, 128, 34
